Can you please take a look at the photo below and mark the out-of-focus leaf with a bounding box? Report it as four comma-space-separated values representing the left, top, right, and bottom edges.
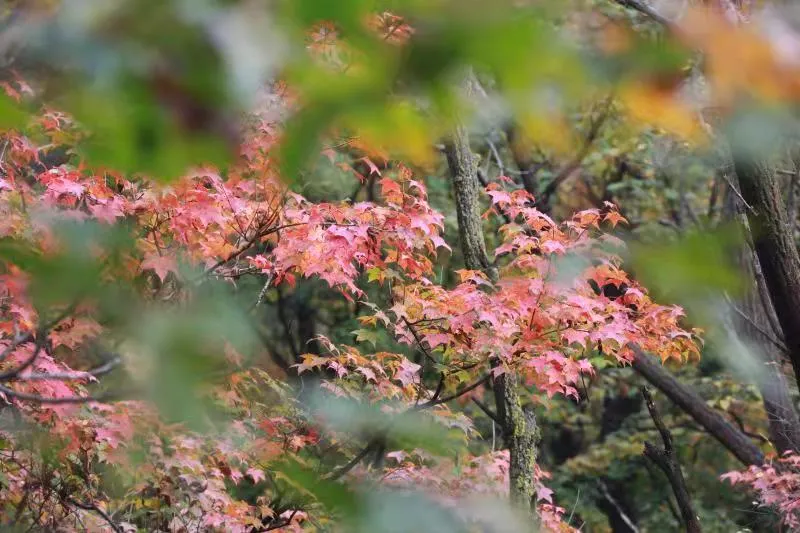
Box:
65, 83, 232, 181
275, 458, 362, 516
126, 288, 257, 428
355, 491, 469, 533
309, 392, 465, 456
0, 218, 135, 310
725, 105, 793, 163
629, 227, 744, 323
0, 93, 31, 130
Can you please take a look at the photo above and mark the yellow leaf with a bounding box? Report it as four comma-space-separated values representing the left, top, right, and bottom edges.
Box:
342, 100, 438, 170
619, 82, 707, 143
517, 110, 573, 156
679, 7, 800, 105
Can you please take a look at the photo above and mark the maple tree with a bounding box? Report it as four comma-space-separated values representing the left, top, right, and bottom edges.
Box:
2, 1, 800, 532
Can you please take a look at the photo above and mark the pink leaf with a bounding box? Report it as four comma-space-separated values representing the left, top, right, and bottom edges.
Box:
247, 467, 266, 483
360, 157, 382, 176
394, 358, 421, 387
141, 255, 178, 283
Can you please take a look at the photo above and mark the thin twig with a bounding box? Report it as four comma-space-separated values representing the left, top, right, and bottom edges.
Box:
615, 0, 673, 27
251, 273, 275, 311
67, 498, 122, 533
538, 95, 613, 208
723, 293, 787, 354
486, 137, 505, 177
472, 396, 501, 425
13, 356, 122, 381
415, 373, 491, 409
598, 480, 640, 533
327, 370, 490, 481
401, 317, 439, 365
566, 487, 581, 527
200, 222, 309, 279
721, 171, 755, 213
0, 385, 125, 404
259, 509, 300, 532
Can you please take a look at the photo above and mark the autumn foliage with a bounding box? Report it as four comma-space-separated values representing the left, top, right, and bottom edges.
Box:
3, 1, 800, 532
0, 60, 707, 530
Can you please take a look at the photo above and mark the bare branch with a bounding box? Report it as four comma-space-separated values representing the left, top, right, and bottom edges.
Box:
723, 293, 787, 354
537, 95, 613, 209
0, 384, 125, 404
641, 386, 702, 533
614, 0, 672, 27
598, 480, 640, 533
13, 356, 121, 382
472, 396, 501, 425
66, 498, 122, 533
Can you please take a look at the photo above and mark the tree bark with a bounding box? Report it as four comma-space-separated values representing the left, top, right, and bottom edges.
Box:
496, 370, 539, 509
734, 156, 800, 390
443, 97, 538, 512
737, 250, 800, 455
723, 182, 800, 454
631, 348, 765, 466
443, 124, 494, 274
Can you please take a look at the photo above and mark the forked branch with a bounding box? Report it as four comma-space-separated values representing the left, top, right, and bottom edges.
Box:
641, 386, 701, 533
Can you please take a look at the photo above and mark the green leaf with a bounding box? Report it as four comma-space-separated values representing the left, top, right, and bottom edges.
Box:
66, 83, 231, 182
353, 328, 380, 347
275, 458, 361, 516
0, 93, 30, 130
629, 226, 745, 324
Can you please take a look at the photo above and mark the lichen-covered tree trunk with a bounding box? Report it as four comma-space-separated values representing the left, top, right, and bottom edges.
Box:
497, 371, 540, 509
443, 106, 539, 513
735, 157, 800, 390
444, 124, 493, 274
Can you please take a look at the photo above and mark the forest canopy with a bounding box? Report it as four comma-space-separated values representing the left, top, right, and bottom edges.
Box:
1, 0, 800, 531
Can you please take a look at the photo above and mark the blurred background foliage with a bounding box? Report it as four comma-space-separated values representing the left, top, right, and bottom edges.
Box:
2, 0, 800, 531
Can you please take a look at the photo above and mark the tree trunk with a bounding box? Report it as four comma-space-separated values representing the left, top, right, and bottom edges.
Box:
734, 156, 800, 389
737, 250, 800, 454
443, 124, 494, 274
443, 103, 538, 512
723, 182, 800, 454
631, 348, 765, 466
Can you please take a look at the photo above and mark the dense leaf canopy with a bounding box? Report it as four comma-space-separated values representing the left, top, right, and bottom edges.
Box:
1, 1, 800, 532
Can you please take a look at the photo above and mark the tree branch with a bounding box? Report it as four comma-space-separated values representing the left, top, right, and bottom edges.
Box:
597, 479, 640, 533
66, 498, 122, 533
0, 384, 125, 404
537, 96, 613, 210
631, 347, 764, 466
414, 373, 491, 410
614, 0, 673, 27
641, 386, 702, 533
472, 396, 501, 425
324, 439, 379, 481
